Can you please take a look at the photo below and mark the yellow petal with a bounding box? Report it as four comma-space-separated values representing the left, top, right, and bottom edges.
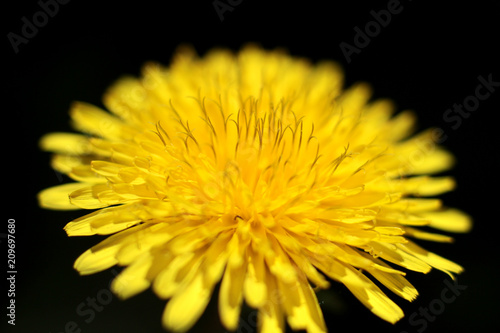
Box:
363, 99, 394, 125
403, 227, 453, 243
153, 251, 201, 299
311, 254, 404, 323
298, 278, 328, 333
90, 160, 124, 180
364, 242, 432, 274
384, 198, 442, 213
398, 242, 464, 278
76, 224, 151, 275
203, 230, 232, 285
69, 184, 122, 209
70, 101, 136, 140
74, 246, 119, 275
46, 153, 105, 184
162, 273, 213, 332
264, 235, 297, 283
361, 254, 419, 302
346, 277, 404, 324
285, 250, 330, 289
276, 271, 327, 332
64, 204, 142, 236
111, 253, 152, 299
386, 110, 416, 141
243, 247, 268, 308
335, 191, 401, 208
382, 130, 454, 176
69, 164, 106, 183
410, 149, 455, 175
314, 207, 377, 223
38, 183, 87, 210
421, 209, 472, 233
39, 132, 93, 155
219, 260, 246, 331
385, 176, 456, 196
115, 223, 180, 265
50, 154, 81, 174
258, 272, 285, 333
103, 76, 154, 126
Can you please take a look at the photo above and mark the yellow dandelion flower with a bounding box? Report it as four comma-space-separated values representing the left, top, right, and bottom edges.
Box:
38, 45, 471, 333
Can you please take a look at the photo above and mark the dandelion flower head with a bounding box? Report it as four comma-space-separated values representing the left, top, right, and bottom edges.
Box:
38, 45, 471, 332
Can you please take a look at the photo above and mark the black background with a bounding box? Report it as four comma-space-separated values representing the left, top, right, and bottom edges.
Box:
4, 0, 500, 332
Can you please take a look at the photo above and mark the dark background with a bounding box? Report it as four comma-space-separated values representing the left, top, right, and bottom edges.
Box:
4, 0, 499, 332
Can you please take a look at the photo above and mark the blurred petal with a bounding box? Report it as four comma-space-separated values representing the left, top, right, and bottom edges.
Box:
38, 183, 87, 210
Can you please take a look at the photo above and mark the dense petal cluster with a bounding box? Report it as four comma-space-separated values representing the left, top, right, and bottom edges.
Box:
38, 45, 471, 332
